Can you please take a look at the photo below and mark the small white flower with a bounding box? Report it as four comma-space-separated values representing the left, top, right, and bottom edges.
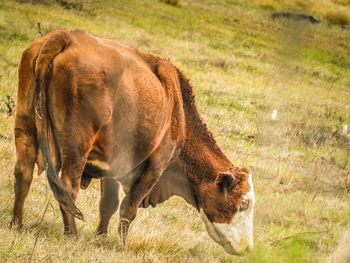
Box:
271, 109, 277, 120
342, 124, 348, 134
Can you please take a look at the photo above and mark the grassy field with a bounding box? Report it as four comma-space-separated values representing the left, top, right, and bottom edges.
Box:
0, 0, 350, 262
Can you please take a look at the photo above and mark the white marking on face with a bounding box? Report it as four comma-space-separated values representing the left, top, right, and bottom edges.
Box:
86, 159, 110, 170
200, 173, 255, 255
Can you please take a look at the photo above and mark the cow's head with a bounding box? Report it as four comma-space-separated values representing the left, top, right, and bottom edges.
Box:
199, 167, 255, 255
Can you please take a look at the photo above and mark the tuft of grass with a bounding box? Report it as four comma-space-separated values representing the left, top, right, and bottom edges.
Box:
159, 0, 180, 7
251, 0, 350, 26
325, 10, 350, 25
55, 0, 82, 10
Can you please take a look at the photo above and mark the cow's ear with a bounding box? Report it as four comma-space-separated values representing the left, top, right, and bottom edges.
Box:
216, 172, 236, 193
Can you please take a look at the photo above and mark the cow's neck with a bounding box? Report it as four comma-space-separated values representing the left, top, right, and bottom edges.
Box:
176, 128, 232, 209
175, 68, 233, 209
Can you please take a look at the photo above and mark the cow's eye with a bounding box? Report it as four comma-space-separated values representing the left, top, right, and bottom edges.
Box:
240, 199, 249, 211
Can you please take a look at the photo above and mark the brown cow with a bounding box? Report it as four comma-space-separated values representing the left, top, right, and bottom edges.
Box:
11, 29, 255, 255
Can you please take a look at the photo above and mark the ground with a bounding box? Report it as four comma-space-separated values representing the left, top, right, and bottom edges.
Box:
0, 0, 349, 262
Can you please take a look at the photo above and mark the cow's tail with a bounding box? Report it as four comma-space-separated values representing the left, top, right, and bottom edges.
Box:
34, 31, 84, 221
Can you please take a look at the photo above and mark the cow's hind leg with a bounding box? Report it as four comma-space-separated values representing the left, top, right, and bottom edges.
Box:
58, 154, 88, 235
11, 127, 36, 228
96, 178, 120, 235
57, 136, 94, 235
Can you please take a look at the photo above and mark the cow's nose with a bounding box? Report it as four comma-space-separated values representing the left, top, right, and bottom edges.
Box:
226, 238, 253, 256
223, 242, 249, 256
237, 246, 249, 256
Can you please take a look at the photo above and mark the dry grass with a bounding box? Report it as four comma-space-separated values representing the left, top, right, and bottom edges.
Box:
325, 10, 350, 25
159, 0, 180, 7
254, 0, 350, 25
0, 0, 349, 262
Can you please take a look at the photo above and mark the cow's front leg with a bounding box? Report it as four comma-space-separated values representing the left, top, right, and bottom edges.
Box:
96, 178, 120, 235
118, 161, 167, 245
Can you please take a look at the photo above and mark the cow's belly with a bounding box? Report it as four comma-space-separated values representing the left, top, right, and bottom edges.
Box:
83, 148, 149, 191
88, 122, 166, 179
84, 113, 170, 189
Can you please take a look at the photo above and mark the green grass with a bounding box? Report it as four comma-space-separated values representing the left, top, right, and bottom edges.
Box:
0, 0, 349, 262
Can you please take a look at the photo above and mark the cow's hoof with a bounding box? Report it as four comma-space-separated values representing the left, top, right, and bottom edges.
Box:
63, 229, 78, 236
95, 225, 108, 236
118, 218, 130, 246
10, 218, 22, 229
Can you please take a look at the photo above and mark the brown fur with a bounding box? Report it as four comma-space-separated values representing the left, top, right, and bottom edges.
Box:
12, 29, 251, 241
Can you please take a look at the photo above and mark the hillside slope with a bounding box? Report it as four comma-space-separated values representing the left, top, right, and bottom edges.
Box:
0, 0, 349, 262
